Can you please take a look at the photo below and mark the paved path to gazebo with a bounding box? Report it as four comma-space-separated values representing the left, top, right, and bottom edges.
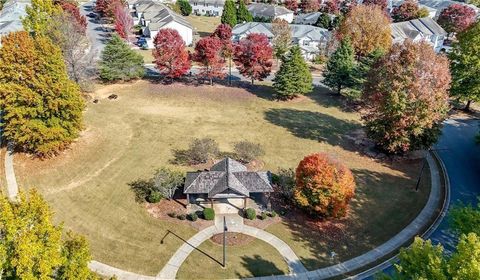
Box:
157, 214, 307, 279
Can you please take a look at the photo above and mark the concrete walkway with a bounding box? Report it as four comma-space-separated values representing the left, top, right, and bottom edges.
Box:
2, 146, 444, 280
157, 217, 307, 279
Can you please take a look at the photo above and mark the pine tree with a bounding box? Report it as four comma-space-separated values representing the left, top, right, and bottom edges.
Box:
221, 0, 237, 27
0, 32, 84, 157
273, 46, 313, 100
449, 21, 480, 111
323, 38, 355, 95
177, 0, 192, 16
237, 0, 252, 23
99, 34, 145, 81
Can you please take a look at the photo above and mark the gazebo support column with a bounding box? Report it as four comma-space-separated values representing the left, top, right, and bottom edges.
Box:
210, 198, 213, 209
186, 194, 190, 208
244, 197, 247, 209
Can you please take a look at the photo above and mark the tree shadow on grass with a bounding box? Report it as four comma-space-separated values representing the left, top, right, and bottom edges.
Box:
277, 166, 426, 270
264, 108, 361, 148
236, 254, 285, 278
308, 85, 354, 112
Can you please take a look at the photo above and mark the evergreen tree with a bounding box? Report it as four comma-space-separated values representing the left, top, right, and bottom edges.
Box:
177, 0, 192, 16
315, 13, 331, 29
237, 0, 252, 23
99, 34, 145, 81
0, 32, 84, 157
350, 48, 384, 99
449, 21, 480, 111
273, 46, 313, 100
221, 0, 237, 27
323, 38, 355, 95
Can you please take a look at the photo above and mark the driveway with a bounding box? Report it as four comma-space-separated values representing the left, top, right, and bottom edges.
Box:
80, 1, 111, 59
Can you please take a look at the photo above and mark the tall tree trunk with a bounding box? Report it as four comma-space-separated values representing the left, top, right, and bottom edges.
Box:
251, 78, 254, 85
465, 100, 472, 111
337, 84, 341, 95
228, 58, 232, 86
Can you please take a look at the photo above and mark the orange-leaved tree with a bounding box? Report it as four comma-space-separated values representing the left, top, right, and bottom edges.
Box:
338, 4, 392, 57
294, 153, 355, 218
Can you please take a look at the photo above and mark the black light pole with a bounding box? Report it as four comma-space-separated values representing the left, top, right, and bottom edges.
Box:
415, 148, 448, 191
223, 216, 228, 268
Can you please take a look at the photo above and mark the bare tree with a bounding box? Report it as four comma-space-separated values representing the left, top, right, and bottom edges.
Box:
48, 12, 96, 90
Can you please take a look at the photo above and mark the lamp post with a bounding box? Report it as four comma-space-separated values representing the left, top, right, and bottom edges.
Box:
223, 216, 228, 268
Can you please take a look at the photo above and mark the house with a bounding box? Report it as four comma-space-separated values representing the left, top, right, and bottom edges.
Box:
391, 17, 447, 52
294, 12, 321, 25
233, 22, 331, 60
131, 1, 194, 48
189, 0, 224, 16
184, 158, 274, 210
0, 0, 30, 46
390, 0, 479, 18
247, 3, 294, 23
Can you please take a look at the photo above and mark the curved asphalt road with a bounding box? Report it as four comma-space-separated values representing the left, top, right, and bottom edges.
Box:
429, 118, 480, 250
367, 118, 480, 279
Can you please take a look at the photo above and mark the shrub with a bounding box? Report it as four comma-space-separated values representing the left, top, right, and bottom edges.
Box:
270, 210, 277, 218
189, 212, 198, 221
203, 208, 215, 220
147, 191, 162, 203
260, 212, 267, 220
273, 168, 296, 201
245, 208, 256, 220
177, 214, 187, 220
167, 212, 176, 218
233, 141, 265, 163
294, 153, 356, 218
129, 179, 155, 202
188, 138, 220, 164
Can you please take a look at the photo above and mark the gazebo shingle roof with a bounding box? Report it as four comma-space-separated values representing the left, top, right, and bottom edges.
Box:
184, 158, 273, 198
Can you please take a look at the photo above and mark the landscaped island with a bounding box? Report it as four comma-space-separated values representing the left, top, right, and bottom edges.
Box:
13, 81, 431, 278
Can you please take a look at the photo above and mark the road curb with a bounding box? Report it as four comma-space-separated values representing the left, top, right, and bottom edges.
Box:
347, 150, 451, 279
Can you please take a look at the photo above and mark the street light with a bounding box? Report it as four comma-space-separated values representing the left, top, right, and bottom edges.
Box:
223, 216, 228, 268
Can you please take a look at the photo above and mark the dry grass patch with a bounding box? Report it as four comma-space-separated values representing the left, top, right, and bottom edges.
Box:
13, 80, 430, 276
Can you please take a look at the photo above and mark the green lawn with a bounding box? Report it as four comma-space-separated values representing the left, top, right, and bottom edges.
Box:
13, 80, 430, 276
184, 15, 221, 37
177, 239, 289, 279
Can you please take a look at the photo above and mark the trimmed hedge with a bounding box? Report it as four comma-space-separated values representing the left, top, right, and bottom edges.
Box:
147, 191, 162, 203
203, 208, 215, 220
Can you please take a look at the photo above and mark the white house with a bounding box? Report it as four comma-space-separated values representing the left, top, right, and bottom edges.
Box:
189, 0, 224, 16
131, 1, 193, 48
391, 0, 479, 18
0, 0, 30, 46
247, 3, 294, 23
294, 12, 321, 25
232, 22, 331, 60
391, 17, 447, 52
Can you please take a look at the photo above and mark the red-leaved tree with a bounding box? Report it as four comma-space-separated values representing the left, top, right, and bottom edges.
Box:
362, 40, 451, 154
233, 33, 273, 84
192, 37, 226, 85
153, 28, 191, 80
391, 0, 420, 22
294, 153, 356, 219
114, 3, 133, 39
363, 0, 387, 11
321, 0, 339, 14
60, 2, 87, 33
211, 24, 234, 84
300, 0, 320, 13
437, 4, 477, 35
95, 0, 123, 20
284, 0, 299, 13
